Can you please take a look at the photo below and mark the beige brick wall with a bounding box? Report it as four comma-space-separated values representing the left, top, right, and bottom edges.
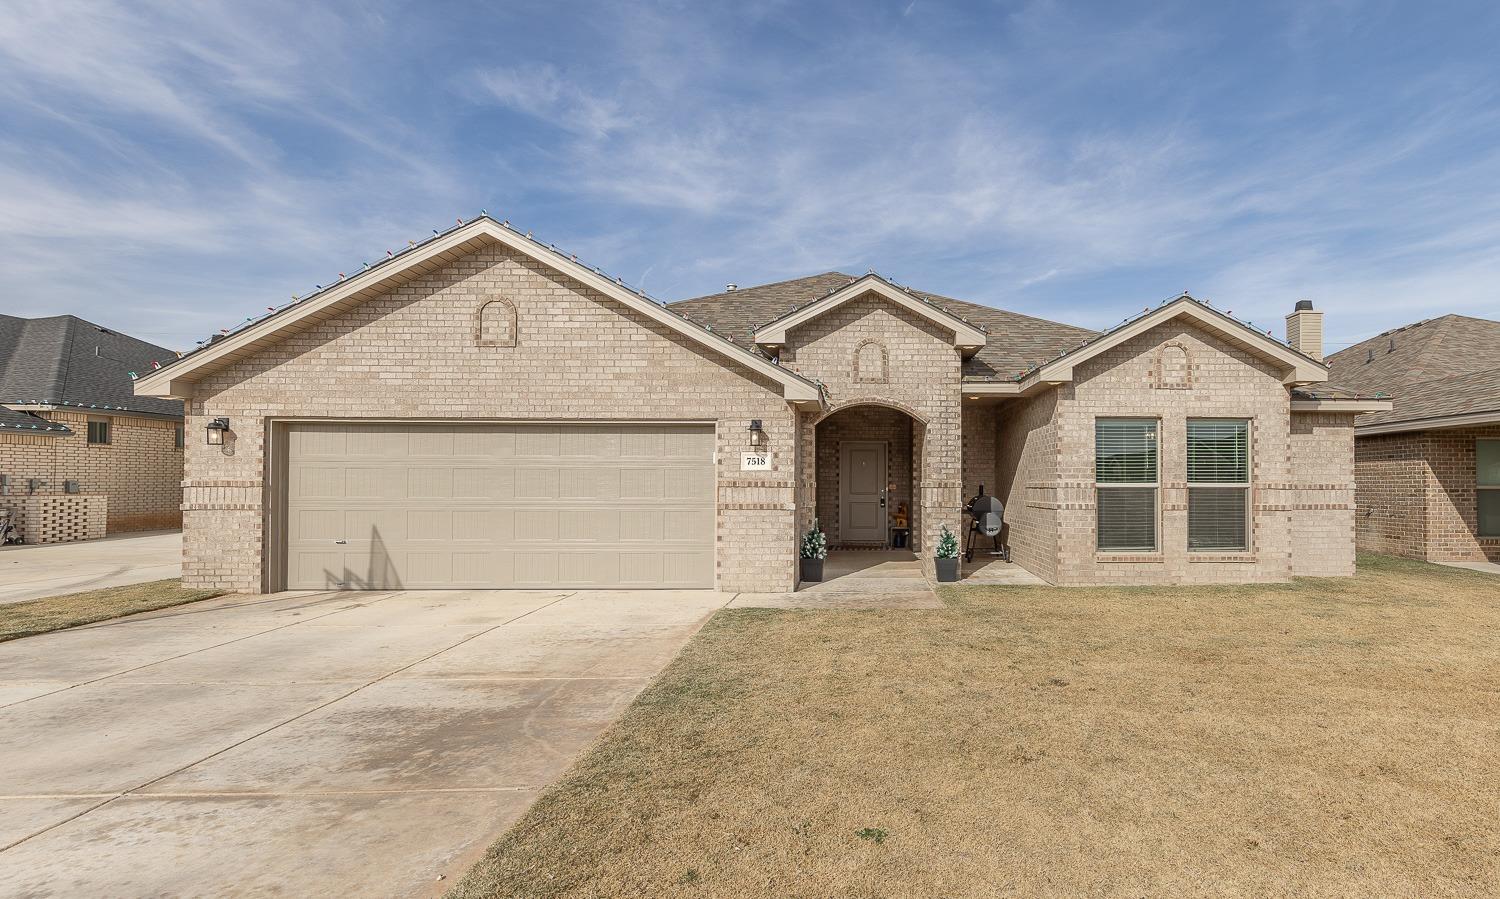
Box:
783, 294, 963, 576
994, 390, 1060, 583
1288, 411, 1358, 576
1355, 425, 1500, 563
1004, 319, 1358, 586
0, 412, 182, 535
0, 494, 108, 543
184, 243, 796, 593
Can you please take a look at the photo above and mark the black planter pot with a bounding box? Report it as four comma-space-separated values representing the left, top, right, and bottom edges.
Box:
800, 557, 824, 583
935, 557, 961, 583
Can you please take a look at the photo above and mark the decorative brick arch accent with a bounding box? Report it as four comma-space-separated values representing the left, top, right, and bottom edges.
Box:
1153, 341, 1192, 389
474, 297, 517, 347
813, 396, 930, 427
852, 339, 888, 383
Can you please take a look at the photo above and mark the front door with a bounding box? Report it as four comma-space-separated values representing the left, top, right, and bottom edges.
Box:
839, 440, 887, 544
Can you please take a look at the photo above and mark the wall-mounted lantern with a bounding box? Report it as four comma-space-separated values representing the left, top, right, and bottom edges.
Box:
206, 417, 231, 446
748, 419, 766, 449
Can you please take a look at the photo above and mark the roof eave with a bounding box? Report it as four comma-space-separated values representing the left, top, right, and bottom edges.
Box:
1354, 408, 1500, 435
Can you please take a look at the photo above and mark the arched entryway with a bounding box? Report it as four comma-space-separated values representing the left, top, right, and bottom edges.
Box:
809, 401, 927, 551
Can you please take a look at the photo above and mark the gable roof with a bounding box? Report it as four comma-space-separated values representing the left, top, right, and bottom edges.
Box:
749, 273, 988, 352
132, 217, 822, 404
1325, 314, 1500, 429
669, 273, 1096, 379
1018, 294, 1329, 390
1, 314, 182, 419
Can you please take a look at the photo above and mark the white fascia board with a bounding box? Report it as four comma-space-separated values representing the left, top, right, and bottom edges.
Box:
1020, 298, 1328, 390
753, 275, 988, 351
134, 219, 822, 405
1354, 409, 1500, 434
1290, 399, 1394, 413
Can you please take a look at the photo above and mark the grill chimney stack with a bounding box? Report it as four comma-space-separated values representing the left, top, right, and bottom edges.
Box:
1285, 299, 1324, 360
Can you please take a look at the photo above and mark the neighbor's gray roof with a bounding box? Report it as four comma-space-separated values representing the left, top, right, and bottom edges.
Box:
1326, 314, 1500, 427
0, 314, 183, 419
668, 273, 1097, 380
0, 406, 73, 434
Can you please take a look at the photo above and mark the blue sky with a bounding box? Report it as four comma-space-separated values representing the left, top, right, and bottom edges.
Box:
2, 1, 1498, 352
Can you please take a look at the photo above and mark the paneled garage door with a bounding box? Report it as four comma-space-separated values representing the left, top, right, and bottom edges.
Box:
282, 422, 715, 590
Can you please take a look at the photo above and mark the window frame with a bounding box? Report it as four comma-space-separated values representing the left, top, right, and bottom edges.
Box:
1478, 438, 1500, 538
173, 423, 184, 450
86, 416, 112, 446
1094, 417, 1160, 553
1186, 418, 1252, 553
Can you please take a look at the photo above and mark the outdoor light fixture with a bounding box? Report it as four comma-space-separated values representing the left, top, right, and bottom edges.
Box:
748, 419, 766, 449
205, 417, 230, 446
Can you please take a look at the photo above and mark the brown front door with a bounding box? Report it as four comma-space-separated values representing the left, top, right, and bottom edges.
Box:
839, 440, 887, 544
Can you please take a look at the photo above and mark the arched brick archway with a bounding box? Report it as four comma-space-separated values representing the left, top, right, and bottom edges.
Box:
803, 400, 927, 550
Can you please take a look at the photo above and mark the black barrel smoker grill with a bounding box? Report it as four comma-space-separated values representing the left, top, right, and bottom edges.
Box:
963, 485, 1010, 563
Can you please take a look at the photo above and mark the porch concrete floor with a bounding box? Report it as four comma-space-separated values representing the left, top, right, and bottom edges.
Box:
1435, 559, 1500, 576
730, 551, 942, 609
962, 555, 1049, 585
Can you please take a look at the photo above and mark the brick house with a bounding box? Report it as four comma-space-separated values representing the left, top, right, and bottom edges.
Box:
1325, 314, 1500, 564
133, 217, 1389, 593
1, 314, 184, 542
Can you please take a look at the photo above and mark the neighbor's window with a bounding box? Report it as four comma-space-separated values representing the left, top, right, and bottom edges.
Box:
173, 424, 184, 450
1187, 419, 1250, 551
1479, 439, 1500, 537
86, 417, 111, 445
1096, 418, 1158, 552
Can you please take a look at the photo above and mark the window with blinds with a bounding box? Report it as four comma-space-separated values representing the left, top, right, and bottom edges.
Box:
1479, 439, 1500, 537
1187, 419, 1249, 551
1096, 419, 1158, 551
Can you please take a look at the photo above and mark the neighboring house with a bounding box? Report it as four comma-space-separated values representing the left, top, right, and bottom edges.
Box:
1326, 315, 1500, 564
133, 217, 1389, 593
0, 314, 184, 542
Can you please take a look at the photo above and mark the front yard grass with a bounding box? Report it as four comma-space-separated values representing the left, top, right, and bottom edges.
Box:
0, 578, 224, 642
450, 555, 1500, 897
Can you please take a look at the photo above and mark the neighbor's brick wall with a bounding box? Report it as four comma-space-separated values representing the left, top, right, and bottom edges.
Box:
813, 405, 913, 545
1355, 425, 1500, 563
994, 390, 1060, 583
0, 493, 108, 543
783, 293, 963, 576
1049, 320, 1356, 585
0, 411, 182, 535
185, 243, 796, 593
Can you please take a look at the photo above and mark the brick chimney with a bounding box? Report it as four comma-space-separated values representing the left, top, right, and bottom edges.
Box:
1285, 299, 1324, 360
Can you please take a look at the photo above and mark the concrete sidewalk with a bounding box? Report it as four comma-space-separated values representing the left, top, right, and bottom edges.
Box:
0, 530, 182, 604
0, 587, 727, 897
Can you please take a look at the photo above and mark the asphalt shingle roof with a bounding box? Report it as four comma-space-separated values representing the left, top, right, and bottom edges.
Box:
1325, 314, 1500, 426
0, 406, 72, 434
667, 273, 1097, 381
0, 314, 183, 419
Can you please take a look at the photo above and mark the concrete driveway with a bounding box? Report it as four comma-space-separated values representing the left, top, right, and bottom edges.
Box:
0, 588, 726, 897
0, 530, 182, 604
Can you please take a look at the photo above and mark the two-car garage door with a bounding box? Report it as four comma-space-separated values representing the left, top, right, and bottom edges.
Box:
282, 422, 715, 590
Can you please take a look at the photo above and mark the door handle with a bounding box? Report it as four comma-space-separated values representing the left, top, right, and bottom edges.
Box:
334, 539, 347, 545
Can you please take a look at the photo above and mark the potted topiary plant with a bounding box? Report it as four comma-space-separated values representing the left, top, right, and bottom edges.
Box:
935, 524, 961, 582
800, 521, 828, 582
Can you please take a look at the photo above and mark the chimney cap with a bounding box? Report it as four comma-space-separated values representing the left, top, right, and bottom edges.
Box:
1294, 299, 1314, 311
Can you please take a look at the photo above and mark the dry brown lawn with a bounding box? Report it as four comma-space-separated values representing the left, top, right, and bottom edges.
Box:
0, 578, 224, 642
450, 555, 1499, 898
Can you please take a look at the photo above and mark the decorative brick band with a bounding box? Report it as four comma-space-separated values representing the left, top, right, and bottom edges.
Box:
181, 502, 261, 512
183, 479, 263, 488
719, 480, 794, 489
